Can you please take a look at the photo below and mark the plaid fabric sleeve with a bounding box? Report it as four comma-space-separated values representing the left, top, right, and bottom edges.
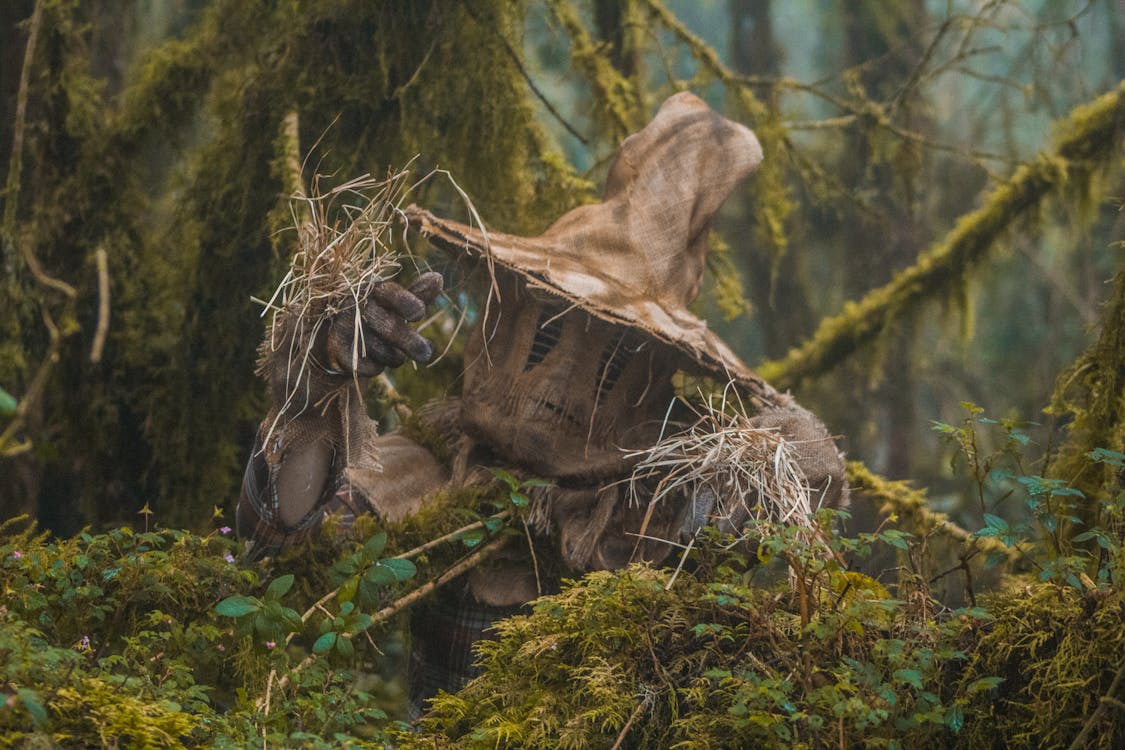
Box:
407, 587, 523, 721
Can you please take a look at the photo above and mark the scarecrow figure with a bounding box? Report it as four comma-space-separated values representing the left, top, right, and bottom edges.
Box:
238, 92, 848, 717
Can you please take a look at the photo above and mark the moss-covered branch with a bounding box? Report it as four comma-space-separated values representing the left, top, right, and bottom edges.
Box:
759, 81, 1125, 390
846, 461, 1014, 559
546, 0, 643, 140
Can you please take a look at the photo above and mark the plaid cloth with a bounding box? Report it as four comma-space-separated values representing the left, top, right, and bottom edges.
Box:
408, 587, 523, 720
236, 433, 368, 560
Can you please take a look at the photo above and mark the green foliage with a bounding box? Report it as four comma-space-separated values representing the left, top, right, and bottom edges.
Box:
2, 425, 1123, 747
933, 402, 1123, 590
0, 514, 434, 747
407, 512, 984, 749
953, 582, 1125, 750
394, 425, 1125, 749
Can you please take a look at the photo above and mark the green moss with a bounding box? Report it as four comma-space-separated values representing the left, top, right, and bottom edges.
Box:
404, 560, 976, 749
3, 0, 593, 528
953, 581, 1125, 750
758, 82, 1125, 390
1048, 269, 1125, 519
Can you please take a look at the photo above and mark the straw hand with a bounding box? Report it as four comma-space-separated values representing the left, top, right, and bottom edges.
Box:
323, 271, 443, 376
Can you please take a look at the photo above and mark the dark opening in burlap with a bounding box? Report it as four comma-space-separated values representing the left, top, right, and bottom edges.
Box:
460, 271, 679, 482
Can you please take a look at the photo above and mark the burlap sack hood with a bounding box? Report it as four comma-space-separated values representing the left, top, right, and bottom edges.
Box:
406, 92, 778, 405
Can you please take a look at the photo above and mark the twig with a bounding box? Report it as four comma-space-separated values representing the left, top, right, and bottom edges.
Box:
1066, 659, 1125, 750
610, 699, 646, 750
362, 536, 507, 627
398, 510, 511, 561
522, 517, 543, 596
90, 246, 110, 363
462, 3, 589, 146
3, 0, 43, 253
284, 511, 513, 645
266, 536, 507, 700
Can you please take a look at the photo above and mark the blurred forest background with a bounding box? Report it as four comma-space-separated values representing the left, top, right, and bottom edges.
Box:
1, 0, 1122, 547
2, 2, 1125, 746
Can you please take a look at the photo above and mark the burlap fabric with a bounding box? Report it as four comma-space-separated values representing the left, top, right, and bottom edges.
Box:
458, 271, 680, 482
241, 92, 851, 713
406, 92, 778, 404
405, 92, 847, 577
749, 401, 849, 512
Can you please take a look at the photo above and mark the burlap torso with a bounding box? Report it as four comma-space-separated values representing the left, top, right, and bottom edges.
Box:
458, 272, 680, 483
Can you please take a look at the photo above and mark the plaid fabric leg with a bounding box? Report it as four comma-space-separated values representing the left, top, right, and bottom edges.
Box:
408, 587, 521, 720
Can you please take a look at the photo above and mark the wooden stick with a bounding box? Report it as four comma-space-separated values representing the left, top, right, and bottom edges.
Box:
90, 246, 110, 363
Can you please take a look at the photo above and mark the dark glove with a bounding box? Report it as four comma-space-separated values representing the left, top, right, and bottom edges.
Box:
321, 271, 444, 376
264, 271, 445, 406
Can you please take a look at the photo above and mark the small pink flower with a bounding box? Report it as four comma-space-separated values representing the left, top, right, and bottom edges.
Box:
78, 635, 91, 650
224, 553, 235, 564
219, 526, 232, 535
265, 641, 276, 649
217, 644, 226, 652
11, 550, 22, 560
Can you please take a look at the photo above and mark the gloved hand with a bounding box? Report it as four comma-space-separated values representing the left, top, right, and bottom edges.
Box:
320, 271, 444, 376
264, 271, 445, 408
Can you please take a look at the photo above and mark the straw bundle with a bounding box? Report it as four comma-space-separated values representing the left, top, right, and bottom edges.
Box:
626, 390, 820, 545
256, 169, 413, 432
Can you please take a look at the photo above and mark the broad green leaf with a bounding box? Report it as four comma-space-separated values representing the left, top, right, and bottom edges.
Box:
266, 573, 295, 599
893, 668, 924, 690
365, 565, 396, 586
215, 595, 260, 617
881, 530, 911, 550
509, 491, 529, 507
1089, 447, 1125, 467
0, 386, 17, 415
363, 532, 387, 559
983, 514, 1008, 533
378, 557, 417, 582
458, 529, 485, 548
18, 689, 47, 724
946, 705, 965, 733
279, 607, 302, 633
313, 632, 338, 654
337, 576, 358, 604
488, 467, 518, 489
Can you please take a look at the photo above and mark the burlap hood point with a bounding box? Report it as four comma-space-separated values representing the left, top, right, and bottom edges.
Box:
406, 92, 776, 401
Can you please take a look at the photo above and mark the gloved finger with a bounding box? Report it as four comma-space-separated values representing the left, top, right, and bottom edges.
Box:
364, 337, 406, 369
407, 271, 443, 304
326, 317, 385, 377
360, 300, 434, 363
368, 281, 426, 322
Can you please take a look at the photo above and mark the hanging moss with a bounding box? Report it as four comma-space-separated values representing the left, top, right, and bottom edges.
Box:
1047, 269, 1125, 514
758, 82, 1125, 391
546, 0, 644, 142
3, 1, 598, 528
846, 461, 1013, 561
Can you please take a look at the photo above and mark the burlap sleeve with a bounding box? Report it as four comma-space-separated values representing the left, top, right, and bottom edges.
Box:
239, 272, 447, 556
